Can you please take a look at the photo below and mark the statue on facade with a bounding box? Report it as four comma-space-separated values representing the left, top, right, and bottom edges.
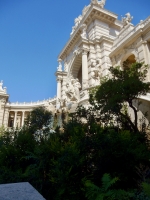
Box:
122, 13, 133, 27
0, 98, 6, 104
81, 24, 87, 39
91, 59, 101, 85
70, 15, 83, 36
57, 59, 62, 71
65, 77, 81, 102
91, 0, 106, 8
0, 80, 6, 93
73, 78, 81, 101
45, 100, 55, 112
82, 5, 91, 16
66, 81, 74, 101
73, 47, 81, 56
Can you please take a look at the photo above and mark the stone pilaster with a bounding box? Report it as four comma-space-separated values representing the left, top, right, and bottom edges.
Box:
21, 111, 25, 127
56, 77, 62, 108
142, 41, 150, 64
13, 111, 17, 128
82, 50, 89, 89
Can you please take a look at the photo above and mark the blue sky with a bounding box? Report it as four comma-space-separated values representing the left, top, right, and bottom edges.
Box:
0, 0, 150, 102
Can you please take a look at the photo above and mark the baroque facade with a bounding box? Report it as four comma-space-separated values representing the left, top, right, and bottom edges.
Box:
1, 0, 150, 128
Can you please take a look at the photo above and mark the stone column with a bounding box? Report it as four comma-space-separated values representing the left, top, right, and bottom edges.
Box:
21, 111, 25, 127
61, 78, 67, 100
142, 41, 150, 81
56, 77, 62, 108
142, 41, 150, 64
82, 50, 89, 89
7, 111, 10, 127
13, 111, 17, 128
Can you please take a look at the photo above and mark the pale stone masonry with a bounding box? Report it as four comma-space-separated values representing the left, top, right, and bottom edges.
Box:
1, 0, 150, 128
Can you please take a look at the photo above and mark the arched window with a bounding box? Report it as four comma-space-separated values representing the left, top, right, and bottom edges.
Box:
123, 54, 136, 69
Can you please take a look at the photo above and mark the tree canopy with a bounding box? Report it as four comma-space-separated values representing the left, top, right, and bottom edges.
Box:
90, 62, 150, 132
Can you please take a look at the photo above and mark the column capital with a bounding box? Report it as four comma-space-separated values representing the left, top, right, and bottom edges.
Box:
142, 40, 147, 45
82, 49, 88, 55
57, 77, 62, 83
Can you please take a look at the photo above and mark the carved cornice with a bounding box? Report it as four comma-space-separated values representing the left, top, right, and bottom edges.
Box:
55, 71, 67, 78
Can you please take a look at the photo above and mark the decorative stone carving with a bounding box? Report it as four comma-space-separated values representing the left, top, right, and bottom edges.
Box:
91, 59, 101, 85
91, 0, 106, 8
0, 98, 6, 104
125, 42, 137, 50
0, 80, 6, 94
64, 59, 68, 72
82, 5, 91, 16
106, 57, 111, 65
110, 57, 116, 64
82, 79, 89, 89
66, 77, 81, 102
45, 100, 55, 112
70, 15, 83, 36
122, 13, 133, 28
57, 59, 62, 71
80, 90, 88, 99
70, 0, 106, 36
73, 48, 82, 56
81, 24, 87, 39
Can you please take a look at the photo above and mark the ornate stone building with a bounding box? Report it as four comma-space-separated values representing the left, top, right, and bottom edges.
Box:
1, 0, 150, 128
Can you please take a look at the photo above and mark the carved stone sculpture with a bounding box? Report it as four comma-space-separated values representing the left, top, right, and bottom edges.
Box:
70, 0, 106, 36
98, 0, 106, 8
70, 15, 82, 36
65, 77, 81, 102
91, 0, 98, 4
81, 24, 87, 39
57, 59, 62, 71
82, 5, 91, 16
73, 78, 81, 101
0, 81, 5, 93
122, 13, 133, 28
82, 79, 89, 89
73, 48, 81, 56
91, 59, 101, 85
45, 100, 55, 112
0, 98, 6, 104
91, 0, 106, 8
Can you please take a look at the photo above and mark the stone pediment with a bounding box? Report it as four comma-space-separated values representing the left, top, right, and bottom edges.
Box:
58, 2, 120, 60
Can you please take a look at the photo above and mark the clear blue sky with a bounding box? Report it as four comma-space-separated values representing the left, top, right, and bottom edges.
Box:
0, 0, 150, 102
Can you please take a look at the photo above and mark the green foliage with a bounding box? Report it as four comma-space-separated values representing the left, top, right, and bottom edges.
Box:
0, 106, 150, 199
0, 126, 5, 136
85, 173, 134, 200
25, 106, 53, 140
142, 182, 150, 197
90, 62, 150, 132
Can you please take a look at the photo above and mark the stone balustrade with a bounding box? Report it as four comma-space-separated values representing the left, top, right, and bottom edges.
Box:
7, 97, 56, 107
